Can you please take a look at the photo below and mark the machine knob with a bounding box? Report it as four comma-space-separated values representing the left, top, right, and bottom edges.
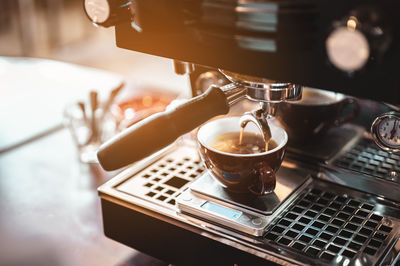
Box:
326, 7, 390, 73
326, 21, 370, 72
84, 0, 132, 27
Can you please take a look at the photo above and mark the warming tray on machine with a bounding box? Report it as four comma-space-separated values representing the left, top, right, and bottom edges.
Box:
286, 124, 364, 163
283, 123, 400, 202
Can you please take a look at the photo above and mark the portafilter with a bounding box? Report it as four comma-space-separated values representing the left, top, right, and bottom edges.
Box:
97, 70, 302, 171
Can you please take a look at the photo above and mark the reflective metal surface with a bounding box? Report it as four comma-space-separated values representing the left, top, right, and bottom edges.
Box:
263, 181, 400, 265
239, 109, 272, 143
371, 112, 400, 154
98, 138, 400, 265
287, 124, 364, 163
188, 168, 309, 215
220, 69, 303, 102
321, 136, 400, 203
245, 84, 303, 103
177, 168, 310, 236
114, 141, 204, 208
219, 83, 247, 106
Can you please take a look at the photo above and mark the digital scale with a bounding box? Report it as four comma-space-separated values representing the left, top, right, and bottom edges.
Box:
176, 166, 312, 236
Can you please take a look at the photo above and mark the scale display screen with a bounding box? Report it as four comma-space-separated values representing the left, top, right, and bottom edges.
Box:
201, 201, 242, 220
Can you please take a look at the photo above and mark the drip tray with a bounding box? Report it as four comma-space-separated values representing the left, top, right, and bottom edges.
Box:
190, 167, 310, 215
115, 144, 205, 208
100, 140, 400, 264
264, 183, 399, 265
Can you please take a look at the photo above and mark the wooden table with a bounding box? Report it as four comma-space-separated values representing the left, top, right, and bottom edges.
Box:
0, 57, 137, 266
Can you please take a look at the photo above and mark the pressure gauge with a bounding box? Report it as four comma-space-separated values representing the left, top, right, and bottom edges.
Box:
371, 112, 400, 153
84, 0, 111, 25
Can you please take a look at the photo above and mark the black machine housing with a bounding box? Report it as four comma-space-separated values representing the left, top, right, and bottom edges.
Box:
114, 0, 400, 104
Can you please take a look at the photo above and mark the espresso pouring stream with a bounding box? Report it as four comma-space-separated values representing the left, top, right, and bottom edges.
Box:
238, 109, 272, 152
239, 124, 271, 152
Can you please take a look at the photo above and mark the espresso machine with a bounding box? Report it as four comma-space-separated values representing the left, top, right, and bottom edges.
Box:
84, 0, 400, 265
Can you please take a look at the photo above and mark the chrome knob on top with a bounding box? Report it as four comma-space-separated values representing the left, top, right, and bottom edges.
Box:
326, 17, 370, 72
326, 7, 391, 73
84, 0, 133, 27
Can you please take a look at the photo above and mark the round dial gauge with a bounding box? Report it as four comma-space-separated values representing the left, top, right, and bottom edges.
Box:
84, 0, 110, 24
371, 112, 400, 153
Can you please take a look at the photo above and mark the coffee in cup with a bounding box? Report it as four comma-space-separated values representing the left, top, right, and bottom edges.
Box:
209, 131, 278, 154
197, 116, 287, 195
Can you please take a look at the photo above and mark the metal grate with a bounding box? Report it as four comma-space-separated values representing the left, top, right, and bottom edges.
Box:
264, 188, 393, 263
116, 145, 205, 208
333, 138, 400, 181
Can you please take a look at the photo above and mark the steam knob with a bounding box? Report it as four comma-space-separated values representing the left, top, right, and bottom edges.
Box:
326, 7, 390, 73
326, 21, 370, 72
84, 0, 132, 27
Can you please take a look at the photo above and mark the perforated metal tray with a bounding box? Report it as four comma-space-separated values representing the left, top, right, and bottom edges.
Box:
333, 138, 400, 182
264, 183, 398, 265
99, 140, 400, 265
115, 143, 205, 209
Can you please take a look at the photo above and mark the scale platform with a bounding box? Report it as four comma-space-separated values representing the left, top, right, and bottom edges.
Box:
177, 166, 311, 236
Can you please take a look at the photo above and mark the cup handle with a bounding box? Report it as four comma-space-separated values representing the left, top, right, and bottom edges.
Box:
333, 98, 360, 127
248, 162, 276, 196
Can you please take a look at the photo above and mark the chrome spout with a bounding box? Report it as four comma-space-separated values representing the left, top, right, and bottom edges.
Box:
239, 109, 272, 144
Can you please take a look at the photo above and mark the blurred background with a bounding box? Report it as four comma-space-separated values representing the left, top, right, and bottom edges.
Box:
0, 1, 189, 266
0, 0, 189, 91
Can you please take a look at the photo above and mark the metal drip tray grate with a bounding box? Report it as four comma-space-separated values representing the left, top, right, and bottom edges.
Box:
116, 145, 205, 208
333, 138, 400, 181
264, 187, 394, 264
101, 141, 400, 265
